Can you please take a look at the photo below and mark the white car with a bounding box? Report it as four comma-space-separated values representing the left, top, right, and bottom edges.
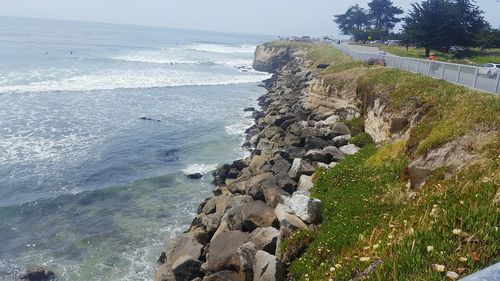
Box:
478, 63, 500, 78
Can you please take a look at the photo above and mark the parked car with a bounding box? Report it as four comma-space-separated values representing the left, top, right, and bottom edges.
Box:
386, 40, 401, 46
449, 46, 465, 52
478, 63, 500, 78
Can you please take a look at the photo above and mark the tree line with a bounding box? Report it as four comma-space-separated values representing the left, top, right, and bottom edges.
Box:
334, 0, 500, 56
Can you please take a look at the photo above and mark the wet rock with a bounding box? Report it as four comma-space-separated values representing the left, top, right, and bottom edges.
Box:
274, 204, 307, 230
20, 267, 55, 281
339, 144, 360, 155
284, 194, 322, 224
244, 107, 256, 112
187, 173, 203, 180
253, 250, 285, 281
288, 158, 315, 180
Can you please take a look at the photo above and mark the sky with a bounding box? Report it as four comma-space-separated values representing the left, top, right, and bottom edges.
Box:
1, 0, 499, 37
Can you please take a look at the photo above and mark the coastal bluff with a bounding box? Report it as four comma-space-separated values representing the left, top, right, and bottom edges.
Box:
154, 42, 499, 281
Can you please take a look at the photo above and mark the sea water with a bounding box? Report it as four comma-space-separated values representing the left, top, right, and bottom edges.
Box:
0, 16, 272, 280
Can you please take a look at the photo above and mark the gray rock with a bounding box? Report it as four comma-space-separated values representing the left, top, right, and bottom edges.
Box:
253, 250, 285, 281
171, 254, 203, 281
304, 149, 331, 163
164, 233, 204, 267
274, 204, 307, 230
288, 158, 315, 180
284, 194, 322, 224
304, 136, 329, 150
237, 242, 257, 281
271, 159, 291, 176
332, 134, 351, 147
20, 267, 55, 281
299, 127, 323, 141
459, 262, 500, 281
339, 144, 360, 155
323, 146, 345, 162
206, 231, 249, 272
330, 122, 351, 137
297, 175, 314, 193
249, 227, 279, 254
202, 270, 241, 281
283, 133, 301, 147
263, 185, 290, 208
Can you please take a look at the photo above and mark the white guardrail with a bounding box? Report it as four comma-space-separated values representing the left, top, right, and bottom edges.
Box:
332, 43, 500, 94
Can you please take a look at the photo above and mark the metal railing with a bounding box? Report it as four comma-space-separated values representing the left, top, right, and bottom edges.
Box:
332, 43, 500, 94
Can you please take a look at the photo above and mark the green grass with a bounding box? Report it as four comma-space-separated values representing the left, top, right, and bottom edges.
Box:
359, 44, 500, 65
272, 44, 500, 280
349, 132, 374, 148
356, 68, 500, 156
283, 143, 499, 280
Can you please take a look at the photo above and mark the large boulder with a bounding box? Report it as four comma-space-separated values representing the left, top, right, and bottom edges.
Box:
332, 134, 351, 147
288, 158, 315, 180
263, 185, 290, 208
164, 233, 204, 266
304, 149, 331, 163
297, 175, 314, 193
206, 231, 249, 272
171, 254, 203, 280
20, 267, 55, 281
238, 201, 278, 231
284, 194, 322, 224
299, 127, 323, 141
249, 227, 280, 254
329, 122, 351, 138
203, 271, 241, 281
304, 137, 329, 150
237, 242, 257, 281
274, 204, 308, 230
253, 250, 285, 281
323, 146, 345, 162
271, 159, 291, 176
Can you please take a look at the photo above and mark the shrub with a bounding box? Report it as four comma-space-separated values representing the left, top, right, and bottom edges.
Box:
349, 132, 374, 147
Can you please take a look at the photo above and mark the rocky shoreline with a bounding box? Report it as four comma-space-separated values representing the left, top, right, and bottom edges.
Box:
154, 45, 363, 281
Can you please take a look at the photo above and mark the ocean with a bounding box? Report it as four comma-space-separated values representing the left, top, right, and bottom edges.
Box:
0, 16, 272, 280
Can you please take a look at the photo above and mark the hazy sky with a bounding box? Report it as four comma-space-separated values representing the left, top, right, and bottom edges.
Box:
1, 0, 499, 36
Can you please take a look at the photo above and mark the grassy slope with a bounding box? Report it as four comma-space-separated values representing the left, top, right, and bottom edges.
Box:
359, 43, 500, 65
272, 42, 500, 280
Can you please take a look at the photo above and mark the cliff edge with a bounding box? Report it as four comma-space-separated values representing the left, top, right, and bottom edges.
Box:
154, 41, 499, 281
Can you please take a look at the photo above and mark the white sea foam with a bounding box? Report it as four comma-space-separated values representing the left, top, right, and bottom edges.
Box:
186, 43, 256, 54
0, 68, 271, 94
182, 163, 218, 175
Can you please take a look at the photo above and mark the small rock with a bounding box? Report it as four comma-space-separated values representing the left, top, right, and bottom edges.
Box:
330, 122, 351, 137
20, 267, 55, 281
244, 107, 256, 112
187, 173, 203, 179
203, 270, 241, 281
432, 264, 446, 272
446, 271, 460, 280
339, 144, 360, 155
